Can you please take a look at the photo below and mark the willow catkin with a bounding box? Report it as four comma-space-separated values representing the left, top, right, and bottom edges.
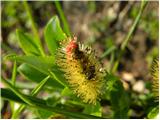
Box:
151, 59, 159, 101
56, 37, 106, 104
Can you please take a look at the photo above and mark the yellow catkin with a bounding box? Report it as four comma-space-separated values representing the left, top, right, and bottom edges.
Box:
151, 59, 159, 101
56, 37, 106, 104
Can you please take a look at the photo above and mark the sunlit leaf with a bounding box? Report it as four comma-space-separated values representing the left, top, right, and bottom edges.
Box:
16, 29, 40, 55
44, 16, 67, 55
83, 102, 102, 117
18, 63, 63, 89
148, 106, 159, 119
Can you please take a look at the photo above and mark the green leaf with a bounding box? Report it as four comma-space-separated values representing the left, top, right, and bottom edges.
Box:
61, 87, 73, 96
16, 29, 41, 55
6, 54, 54, 74
1, 88, 45, 105
18, 63, 63, 89
36, 109, 54, 119
1, 78, 34, 106
23, 1, 45, 57
31, 76, 50, 96
147, 106, 159, 119
12, 76, 50, 118
49, 70, 68, 87
44, 16, 67, 55
2, 88, 25, 104
105, 74, 130, 118
2, 89, 103, 119
83, 102, 102, 117
6, 54, 67, 87
61, 87, 79, 101
46, 96, 60, 107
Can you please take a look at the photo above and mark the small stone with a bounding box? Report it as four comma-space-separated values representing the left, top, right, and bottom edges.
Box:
122, 72, 135, 84
133, 80, 145, 93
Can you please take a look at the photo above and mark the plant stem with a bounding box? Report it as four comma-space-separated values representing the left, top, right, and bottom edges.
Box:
55, 1, 71, 36
23, 1, 45, 56
10, 60, 17, 116
109, 52, 115, 73
11, 61, 17, 85
112, 0, 148, 73
11, 76, 50, 118
120, 0, 147, 51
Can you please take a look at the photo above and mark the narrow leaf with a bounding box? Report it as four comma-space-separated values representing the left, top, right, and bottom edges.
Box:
83, 102, 102, 117
2, 89, 103, 119
147, 106, 159, 119
23, 1, 45, 56
1, 88, 46, 105
1, 78, 33, 106
18, 63, 63, 89
6, 54, 54, 74
17, 29, 40, 55
5, 54, 67, 88
55, 1, 71, 36
12, 76, 50, 118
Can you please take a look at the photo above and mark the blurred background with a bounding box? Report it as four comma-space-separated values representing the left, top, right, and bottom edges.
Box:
1, 1, 159, 119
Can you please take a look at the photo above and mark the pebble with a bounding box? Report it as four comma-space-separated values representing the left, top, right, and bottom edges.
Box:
133, 80, 145, 93
122, 72, 135, 84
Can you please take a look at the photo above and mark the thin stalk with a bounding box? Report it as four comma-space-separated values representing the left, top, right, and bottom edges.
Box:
109, 52, 115, 73
11, 61, 17, 85
1, 78, 33, 106
11, 76, 50, 118
55, 1, 71, 36
112, 0, 148, 73
23, 1, 45, 56
120, 0, 147, 50
10, 60, 17, 116
112, 59, 119, 73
